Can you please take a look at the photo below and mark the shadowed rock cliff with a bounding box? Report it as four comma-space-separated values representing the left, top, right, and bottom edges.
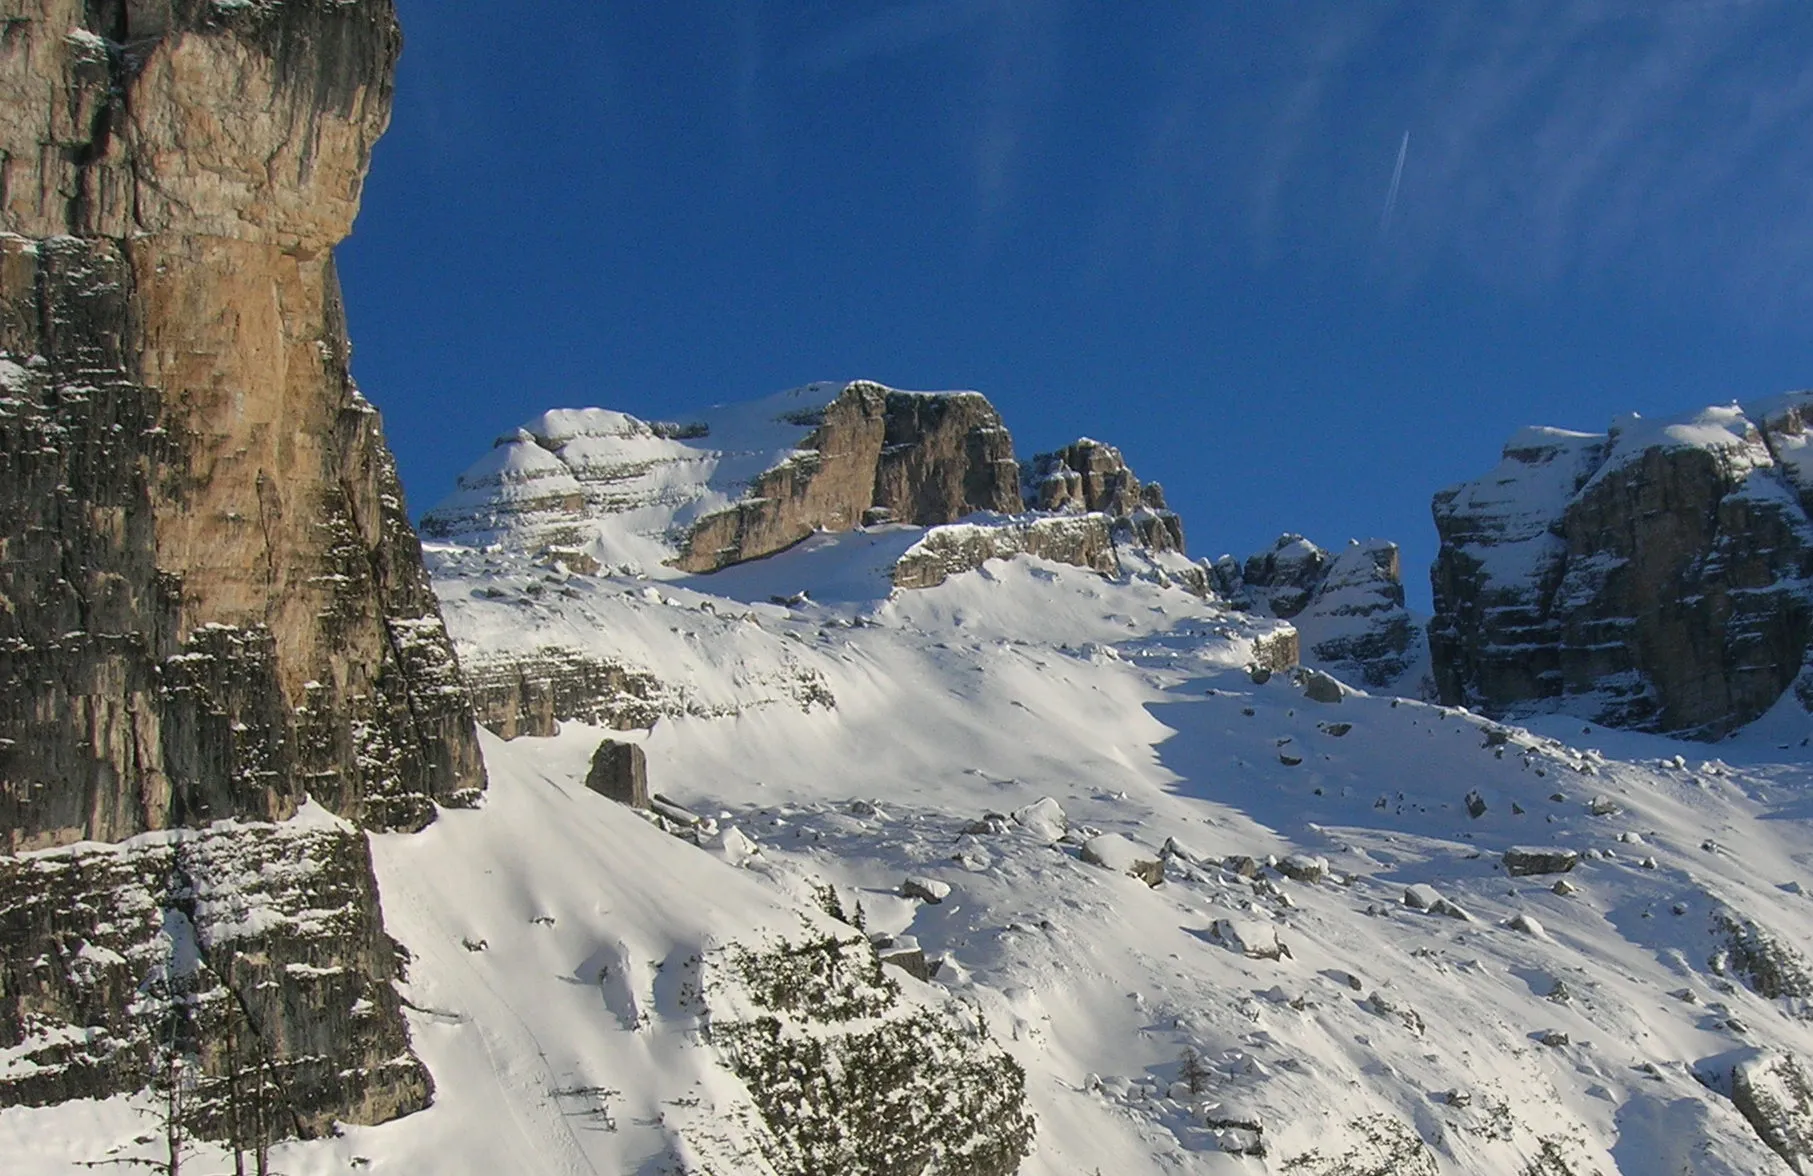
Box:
1430, 399, 1813, 737
0, 0, 482, 1137
1214, 534, 1425, 692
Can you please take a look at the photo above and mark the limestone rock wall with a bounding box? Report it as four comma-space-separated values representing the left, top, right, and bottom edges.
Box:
0, 0, 484, 848
0, 0, 482, 1138
676, 382, 894, 573
0, 817, 429, 1135
1025, 438, 1185, 552
873, 390, 1022, 525
463, 648, 675, 739
1430, 401, 1813, 737
677, 381, 1026, 573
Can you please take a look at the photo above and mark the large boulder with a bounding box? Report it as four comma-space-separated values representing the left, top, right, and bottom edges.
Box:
1503, 847, 1582, 877
585, 738, 649, 809
1430, 400, 1813, 738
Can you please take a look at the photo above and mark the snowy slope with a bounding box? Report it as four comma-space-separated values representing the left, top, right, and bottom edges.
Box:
11, 531, 1813, 1173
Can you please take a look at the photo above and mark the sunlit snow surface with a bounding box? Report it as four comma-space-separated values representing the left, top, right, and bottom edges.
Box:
10, 534, 1813, 1173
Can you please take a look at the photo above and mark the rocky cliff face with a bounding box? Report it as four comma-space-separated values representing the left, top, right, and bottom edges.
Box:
1430, 399, 1813, 737
423, 380, 1026, 575
1216, 535, 1425, 692
891, 514, 1120, 590
1025, 438, 1185, 552
0, 0, 482, 1138
676, 381, 1017, 573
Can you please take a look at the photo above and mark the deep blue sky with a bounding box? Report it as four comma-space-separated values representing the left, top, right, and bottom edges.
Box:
339, 0, 1813, 609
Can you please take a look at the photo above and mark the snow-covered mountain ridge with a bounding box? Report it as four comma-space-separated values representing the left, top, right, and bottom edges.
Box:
22, 521, 1813, 1172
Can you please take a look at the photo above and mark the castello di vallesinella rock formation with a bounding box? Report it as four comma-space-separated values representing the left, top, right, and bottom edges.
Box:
0, 0, 483, 1137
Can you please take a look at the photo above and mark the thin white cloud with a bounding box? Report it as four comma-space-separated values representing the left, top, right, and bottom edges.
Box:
1109, 0, 1813, 313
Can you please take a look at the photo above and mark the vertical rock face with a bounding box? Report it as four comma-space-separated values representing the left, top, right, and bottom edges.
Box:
1216, 535, 1425, 692
675, 382, 896, 573
0, 0, 485, 850
0, 0, 482, 1136
1025, 438, 1185, 552
678, 382, 1024, 572
872, 390, 1022, 525
1430, 400, 1813, 737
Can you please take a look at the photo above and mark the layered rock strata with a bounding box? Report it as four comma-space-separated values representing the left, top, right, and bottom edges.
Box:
1025, 438, 1185, 552
0, 813, 426, 1132
677, 382, 1022, 572
891, 514, 1120, 590
1216, 535, 1422, 691
1430, 399, 1813, 737
423, 381, 1025, 574
462, 648, 673, 739
0, 0, 483, 1136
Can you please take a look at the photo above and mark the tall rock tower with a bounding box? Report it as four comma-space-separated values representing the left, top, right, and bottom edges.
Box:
0, 0, 484, 846
0, 0, 483, 1135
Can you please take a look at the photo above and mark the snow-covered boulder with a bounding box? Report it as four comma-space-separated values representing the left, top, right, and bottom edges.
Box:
1210, 917, 1287, 960
1081, 834, 1164, 887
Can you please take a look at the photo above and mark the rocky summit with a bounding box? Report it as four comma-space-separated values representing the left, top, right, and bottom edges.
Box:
0, 0, 480, 1141
1430, 397, 1813, 738
422, 379, 1025, 574
1214, 534, 1428, 693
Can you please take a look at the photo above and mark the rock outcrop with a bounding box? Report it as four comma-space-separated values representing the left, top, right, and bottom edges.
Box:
891, 513, 1119, 589
1729, 1050, 1813, 1173
423, 381, 1025, 574
1025, 438, 1185, 552
462, 648, 674, 739
1430, 399, 1813, 737
1216, 535, 1424, 691
0, 0, 482, 1138
0, 813, 427, 1134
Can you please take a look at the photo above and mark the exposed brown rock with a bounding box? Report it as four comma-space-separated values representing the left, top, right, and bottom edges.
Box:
675, 381, 1025, 573
585, 738, 649, 809
0, 0, 482, 848
874, 389, 1022, 525
0, 0, 480, 1136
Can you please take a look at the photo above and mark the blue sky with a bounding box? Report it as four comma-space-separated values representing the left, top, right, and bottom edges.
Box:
339, 0, 1813, 609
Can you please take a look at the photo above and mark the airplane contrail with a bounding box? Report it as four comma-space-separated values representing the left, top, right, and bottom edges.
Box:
1379, 131, 1410, 238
